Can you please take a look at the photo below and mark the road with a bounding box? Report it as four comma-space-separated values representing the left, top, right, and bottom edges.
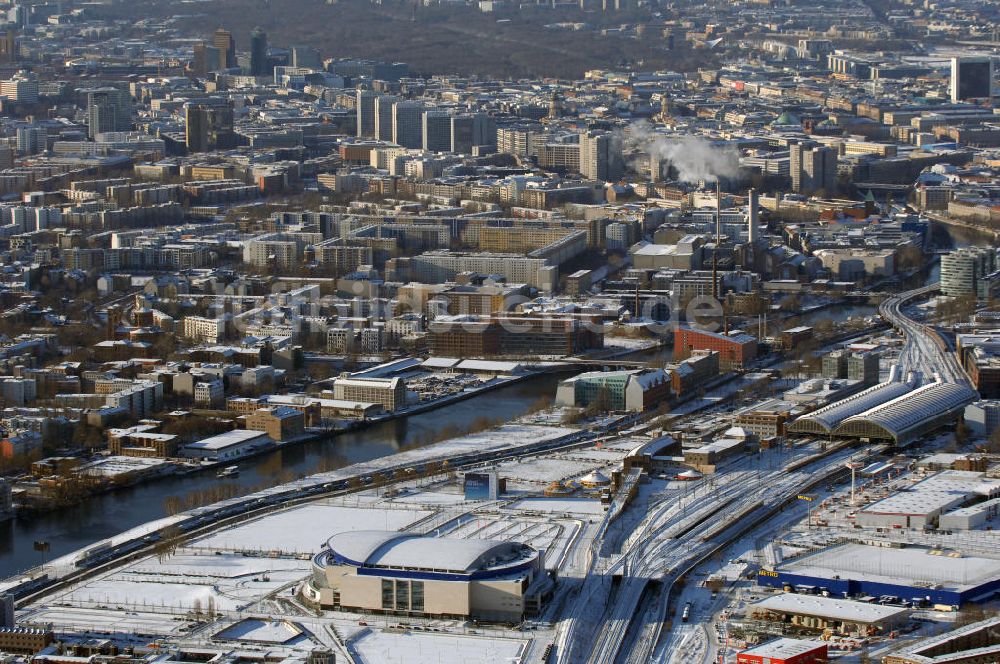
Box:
877, 284, 970, 386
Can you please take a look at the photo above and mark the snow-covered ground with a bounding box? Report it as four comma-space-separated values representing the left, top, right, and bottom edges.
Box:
55, 552, 308, 613
352, 629, 527, 664
507, 497, 606, 516
193, 503, 433, 553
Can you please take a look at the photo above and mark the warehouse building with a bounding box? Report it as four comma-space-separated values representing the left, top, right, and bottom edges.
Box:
302, 530, 549, 622
939, 497, 1000, 530
756, 541, 1000, 606
748, 593, 910, 636
857, 470, 1000, 529
179, 429, 272, 462
737, 638, 827, 664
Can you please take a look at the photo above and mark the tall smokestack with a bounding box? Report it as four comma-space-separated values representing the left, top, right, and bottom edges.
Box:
712, 181, 721, 300
748, 188, 759, 244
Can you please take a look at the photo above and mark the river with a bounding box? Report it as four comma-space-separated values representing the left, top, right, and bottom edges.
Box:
924, 219, 991, 284
0, 373, 564, 578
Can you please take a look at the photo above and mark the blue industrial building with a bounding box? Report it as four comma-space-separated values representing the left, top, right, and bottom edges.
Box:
756, 543, 1000, 607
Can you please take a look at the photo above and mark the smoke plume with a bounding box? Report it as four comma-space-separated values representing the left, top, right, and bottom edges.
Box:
626, 121, 740, 183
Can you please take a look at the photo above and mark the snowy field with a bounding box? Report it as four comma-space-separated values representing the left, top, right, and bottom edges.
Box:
352, 629, 527, 664
193, 503, 433, 553
55, 552, 308, 613
499, 457, 608, 485
508, 497, 606, 516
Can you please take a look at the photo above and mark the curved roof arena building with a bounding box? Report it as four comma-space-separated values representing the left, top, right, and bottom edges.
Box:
300, 530, 549, 622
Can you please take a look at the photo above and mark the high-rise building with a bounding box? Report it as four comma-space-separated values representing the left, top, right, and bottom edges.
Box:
249, 27, 268, 76
941, 247, 998, 299
292, 45, 322, 69
0, 30, 18, 63
185, 99, 235, 153
450, 113, 494, 154
497, 124, 540, 157
192, 42, 221, 76
950, 57, 994, 102
374, 95, 398, 142
86, 87, 132, 138
356, 89, 377, 138
847, 351, 880, 385
0, 70, 37, 103
392, 101, 424, 149
422, 110, 452, 152
213, 28, 236, 70
789, 140, 836, 195
822, 349, 848, 379
16, 125, 45, 155
579, 130, 623, 182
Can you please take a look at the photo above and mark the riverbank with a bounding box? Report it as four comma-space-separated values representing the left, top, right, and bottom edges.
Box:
11, 370, 548, 518
0, 372, 566, 578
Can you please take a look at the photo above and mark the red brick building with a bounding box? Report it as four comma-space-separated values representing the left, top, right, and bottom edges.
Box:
674, 326, 758, 370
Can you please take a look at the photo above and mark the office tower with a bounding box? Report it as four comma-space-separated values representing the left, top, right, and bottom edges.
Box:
192, 42, 221, 76
185, 99, 235, 153
422, 110, 451, 152
941, 246, 998, 299
789, 140, 836, 195
847, 351, 880, 385
392, 101, 424, 149
0, 71, 37, 103
822, 349, 848, 379
356, 89, 377, 137
16, 125, 45, 155
0, 30, 18, 63
451, 113, 494, 154
374, 94, 397, 141
213, 28, 236, 70
86, 87, 132, 138
579, 130, 623, 182
292, 45, 322, 69
249, 27, 268, 76
950, 57, 994, 102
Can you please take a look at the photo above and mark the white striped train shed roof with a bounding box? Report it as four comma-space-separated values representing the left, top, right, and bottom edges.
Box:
789, 378, 914, 433
835, 381, 979, 440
